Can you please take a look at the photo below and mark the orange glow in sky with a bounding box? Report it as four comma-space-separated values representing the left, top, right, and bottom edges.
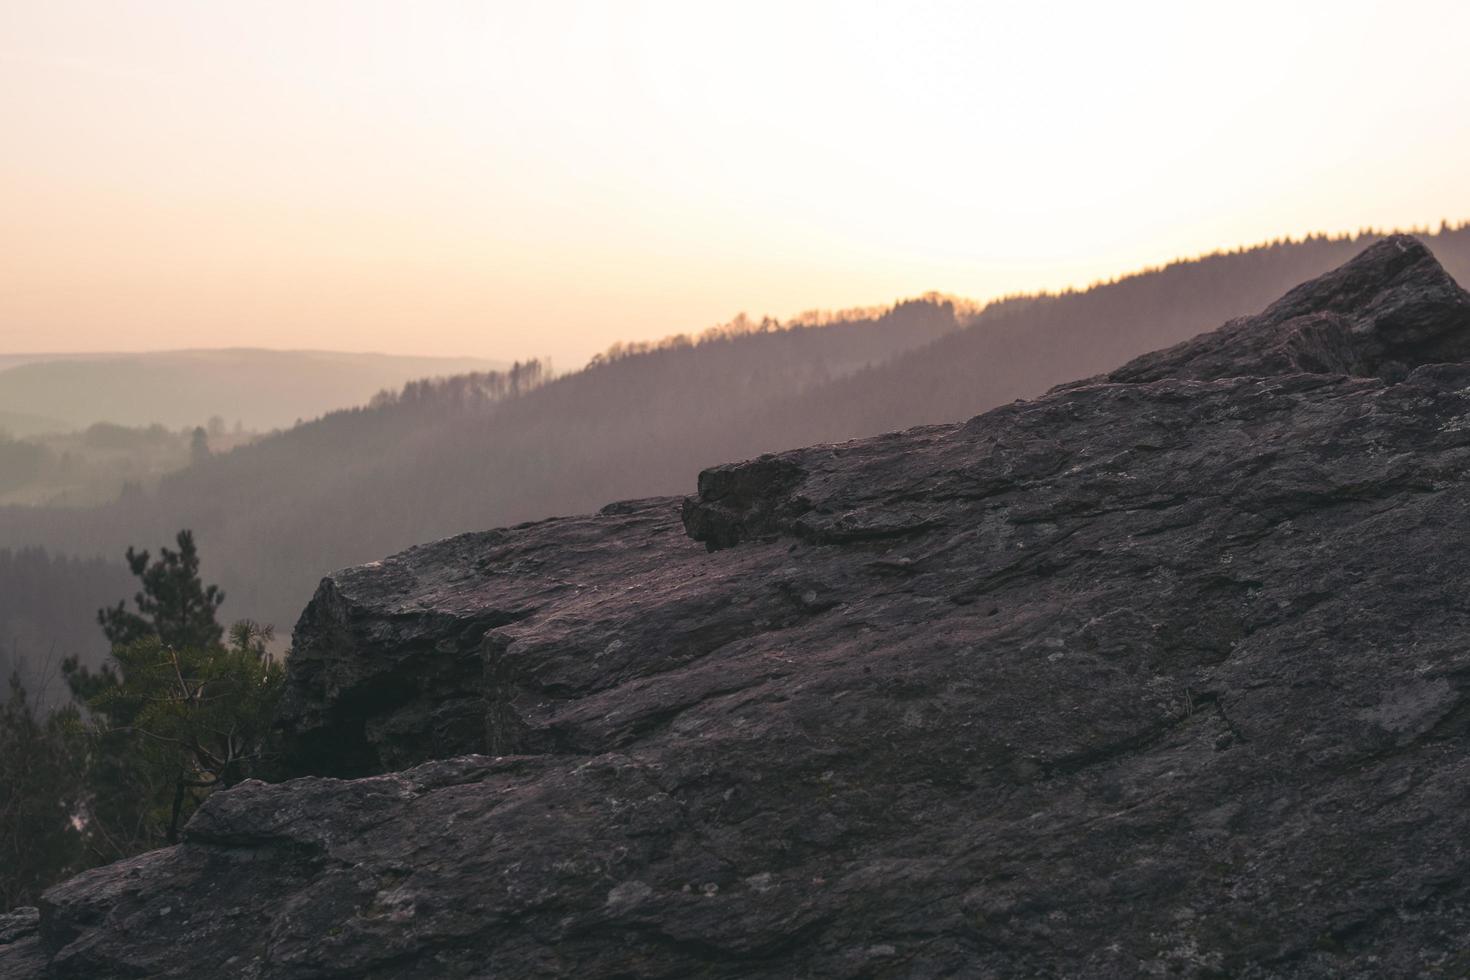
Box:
3, 0, 1470, 368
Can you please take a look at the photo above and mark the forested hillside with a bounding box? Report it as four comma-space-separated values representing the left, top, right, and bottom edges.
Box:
0, 300, 958, 635
0, 549, 132, 700
3, 226, 1468, 646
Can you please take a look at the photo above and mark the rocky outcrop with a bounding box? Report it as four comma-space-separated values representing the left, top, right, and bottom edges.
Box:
6, 236, 1470, 978
0, 910, 41, 977
1090, 233, 1470, 384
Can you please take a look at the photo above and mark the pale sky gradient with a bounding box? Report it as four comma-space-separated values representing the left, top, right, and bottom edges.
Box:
2, 1, 1469, 369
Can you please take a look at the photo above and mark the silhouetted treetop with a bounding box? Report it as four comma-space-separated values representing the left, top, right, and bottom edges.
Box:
98, 530, 224, 651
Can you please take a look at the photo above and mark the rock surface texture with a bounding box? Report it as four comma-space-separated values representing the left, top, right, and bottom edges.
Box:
6, 236, 1470, 979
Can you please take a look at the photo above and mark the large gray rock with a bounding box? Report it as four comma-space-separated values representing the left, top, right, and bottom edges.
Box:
0, 909, 42, 978
7, 236, 1470, 978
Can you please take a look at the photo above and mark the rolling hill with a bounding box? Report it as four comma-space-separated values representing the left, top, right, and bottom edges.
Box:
0, 349, 507, 431
0, 409, 70, 438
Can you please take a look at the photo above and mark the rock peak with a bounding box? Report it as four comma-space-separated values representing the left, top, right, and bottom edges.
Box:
1098, 234, 1470, 385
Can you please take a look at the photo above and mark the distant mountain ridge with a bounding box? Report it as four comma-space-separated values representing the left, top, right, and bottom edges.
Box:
0, 349, 508, 431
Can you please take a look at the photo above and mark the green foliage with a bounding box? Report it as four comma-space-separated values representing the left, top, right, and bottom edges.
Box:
77, 622, 284, 846
64, 531, 284, 859
0, 671, 87, 908
0, 535, 273, 908
96, 530, 225, 651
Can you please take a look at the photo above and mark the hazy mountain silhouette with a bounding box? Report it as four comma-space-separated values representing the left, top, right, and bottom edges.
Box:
3, 225, 1468, 657
0, 349, 507, 432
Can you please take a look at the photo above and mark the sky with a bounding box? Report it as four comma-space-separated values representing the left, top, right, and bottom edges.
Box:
2, 1, 1470, 370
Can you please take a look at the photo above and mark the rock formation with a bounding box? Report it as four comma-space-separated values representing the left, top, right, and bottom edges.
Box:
5, 236, 1470, 978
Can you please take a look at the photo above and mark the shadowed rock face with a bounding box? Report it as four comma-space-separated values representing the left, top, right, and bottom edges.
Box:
7, 236, 1470, 979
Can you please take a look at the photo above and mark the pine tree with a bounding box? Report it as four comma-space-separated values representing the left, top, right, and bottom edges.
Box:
79, 623, 283, 844
71, 532, 281, 849
96, 530, 224, 651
